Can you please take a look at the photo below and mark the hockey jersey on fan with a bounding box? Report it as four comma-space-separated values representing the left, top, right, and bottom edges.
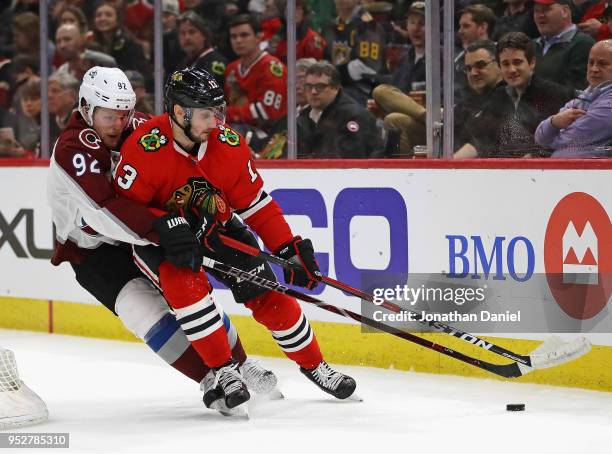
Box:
224, 51, 287, 128
323, 8, 386, 90
47, 111, 156, 265
113, 113, 293, 252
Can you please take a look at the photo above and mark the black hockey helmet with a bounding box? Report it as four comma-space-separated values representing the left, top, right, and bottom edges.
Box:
165, 67, 226, 142
164, 67, 225, 114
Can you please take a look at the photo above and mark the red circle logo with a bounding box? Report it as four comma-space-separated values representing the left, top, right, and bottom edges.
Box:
544, 192, 611, 320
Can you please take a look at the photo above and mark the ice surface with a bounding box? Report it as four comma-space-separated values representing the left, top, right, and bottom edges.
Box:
1, 329, 610, 454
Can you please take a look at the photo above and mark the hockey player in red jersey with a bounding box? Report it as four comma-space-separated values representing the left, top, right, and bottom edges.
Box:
47, 66, 275, 414
114, 67, 357, 400
224, 14, 287, 133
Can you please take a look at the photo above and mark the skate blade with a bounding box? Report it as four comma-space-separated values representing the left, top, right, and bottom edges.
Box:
209, 399, 250, 419
265, 388, 284, 400
345, 393, 363, 402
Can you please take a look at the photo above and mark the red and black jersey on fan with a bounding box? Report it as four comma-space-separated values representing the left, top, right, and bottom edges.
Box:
273, 22, 326, 62
224, 51, 287, 130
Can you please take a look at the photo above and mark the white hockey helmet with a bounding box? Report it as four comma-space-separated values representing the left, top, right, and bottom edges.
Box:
79, 66, 137, 126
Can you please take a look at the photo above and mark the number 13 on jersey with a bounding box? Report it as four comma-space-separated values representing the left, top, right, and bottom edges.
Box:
113, 155, 139, 190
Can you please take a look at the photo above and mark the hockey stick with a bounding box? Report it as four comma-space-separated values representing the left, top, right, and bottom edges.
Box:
201, 255, 524, 378
201, 255, 587, 379
217, 233, 591, 372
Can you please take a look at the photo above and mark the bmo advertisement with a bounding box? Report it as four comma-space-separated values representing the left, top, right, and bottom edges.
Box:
0, 162, 610, 342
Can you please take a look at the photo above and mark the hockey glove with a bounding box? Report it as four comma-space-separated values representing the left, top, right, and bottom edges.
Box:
193, 212, 223, 253
276, 236, 321, 289
153, 213, 202, 272
188, 184, 231, 253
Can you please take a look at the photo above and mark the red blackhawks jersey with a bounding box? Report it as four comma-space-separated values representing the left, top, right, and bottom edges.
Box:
47, 111, 157, 265
113, 113, 294, 253
224, 51, 287, 126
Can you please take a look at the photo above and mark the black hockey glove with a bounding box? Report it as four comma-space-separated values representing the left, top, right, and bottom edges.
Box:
153, 213, 202, 272
276, 236, 321, 289
193, 212, 223, 254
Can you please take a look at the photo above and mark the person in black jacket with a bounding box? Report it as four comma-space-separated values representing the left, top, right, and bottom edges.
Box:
91, 2, 149, 75
454, 40, 505, 151
297, 61, 382, 158
455, 32, 575, 158
176, 11, 228, 88
533, 0, 595, 91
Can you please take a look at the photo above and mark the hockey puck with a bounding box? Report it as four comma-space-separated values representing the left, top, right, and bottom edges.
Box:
506, 404, 525, 412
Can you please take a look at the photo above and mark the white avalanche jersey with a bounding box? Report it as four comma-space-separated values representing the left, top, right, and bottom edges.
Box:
47, 112, 156, 265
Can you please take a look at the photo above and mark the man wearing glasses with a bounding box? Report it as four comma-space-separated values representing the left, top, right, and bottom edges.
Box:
296, 61, 381, 158
454, 40, 504, 152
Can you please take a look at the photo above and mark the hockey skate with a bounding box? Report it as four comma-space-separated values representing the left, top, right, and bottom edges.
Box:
240, 358, 283, 399
300, 361, 358, 400
201, 361, 250, 418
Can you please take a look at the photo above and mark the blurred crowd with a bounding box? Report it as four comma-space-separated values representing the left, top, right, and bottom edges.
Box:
0, 0, 611, 159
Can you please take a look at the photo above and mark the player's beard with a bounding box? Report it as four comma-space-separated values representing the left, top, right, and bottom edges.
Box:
185, 123, 203, 144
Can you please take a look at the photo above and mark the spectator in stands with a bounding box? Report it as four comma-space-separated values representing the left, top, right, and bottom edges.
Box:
323, 0, 386, 105
535, 39, 612, 157
457, 4, 496, 50
455, 32, 574, 158
455, 4, 496, 101
308, 0, 336, 34
454, 40, 505, 151
0, 0, 39, 57
48, 71, 79, 146
52, 1, 95, 30
296, 57, 317, 114
254, 0, 283, 48
52, 5, 89, 70
162, 0, 185, 76
176, 11, 227, 87
224, 14, 287, 139
54, 24, 87, 80
0, 108, 21, 157
12, 12, 56, 69
56, 5, 90, 36
123, 0, 154, 58
576, 1, 612, 41
297, 61, 382, 158
15, 77, 41, 153
493, 0, 539, 40
533, 0, 595, 90
183, 0, 235, 59
91, 2, 148, 73
368, 1, 427, 156
607, 5, 612, 35
125, 70, 155, 115
1, 55, 38, 112
268, 0, 327, 62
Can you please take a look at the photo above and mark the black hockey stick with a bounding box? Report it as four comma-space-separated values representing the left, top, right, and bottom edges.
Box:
200, 255, 529, 378
218, 234, 591, 372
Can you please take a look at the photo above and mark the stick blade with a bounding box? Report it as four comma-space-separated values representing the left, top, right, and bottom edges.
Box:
528, 336, 592, 370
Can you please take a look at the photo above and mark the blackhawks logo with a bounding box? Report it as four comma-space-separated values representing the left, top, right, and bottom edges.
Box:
269, 60, 284, 77
217, 125, 240, 147
211, 60, 226, 75
166, 177, 230, 222
138, 127, 168, 152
